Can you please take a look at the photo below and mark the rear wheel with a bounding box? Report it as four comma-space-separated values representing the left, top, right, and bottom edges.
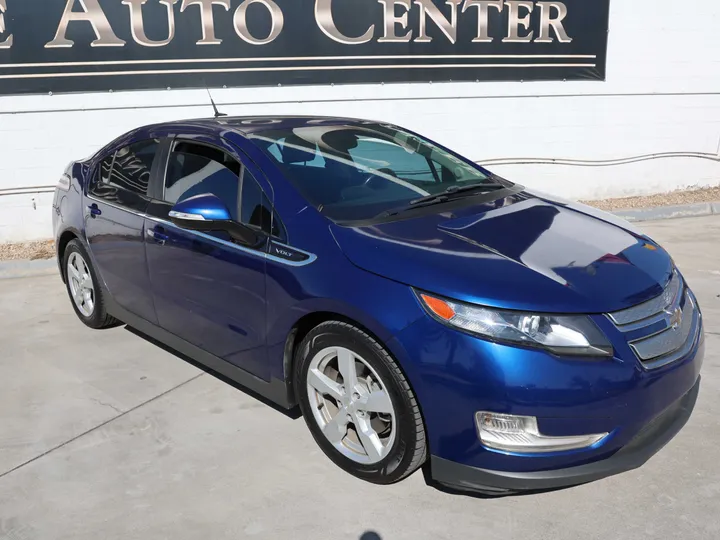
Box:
63, 239, 119, 329
295, 321, 427, 484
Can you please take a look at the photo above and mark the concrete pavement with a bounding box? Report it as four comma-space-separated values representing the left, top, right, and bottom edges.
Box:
1, 216, 719, 540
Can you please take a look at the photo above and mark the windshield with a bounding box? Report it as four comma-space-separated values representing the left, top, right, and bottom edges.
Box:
250, 123, 509, 222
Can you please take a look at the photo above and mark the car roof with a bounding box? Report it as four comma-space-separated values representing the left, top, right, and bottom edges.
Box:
146, 115, 391, 137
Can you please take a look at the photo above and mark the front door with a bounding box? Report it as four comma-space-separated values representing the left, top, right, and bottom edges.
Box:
144, 139, 272, 380
84, 139, 160, 324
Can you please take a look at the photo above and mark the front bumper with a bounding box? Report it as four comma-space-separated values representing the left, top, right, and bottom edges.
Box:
430, 376, 700, 495
387, 283, 705, 492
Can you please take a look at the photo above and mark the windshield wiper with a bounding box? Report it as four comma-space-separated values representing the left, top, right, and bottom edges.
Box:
375, 182, 508, 219
409, 182, 506, 206
374, 197, 449, 219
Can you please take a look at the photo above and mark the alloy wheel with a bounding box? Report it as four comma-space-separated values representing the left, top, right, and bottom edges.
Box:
67, 251, 95, 317
306, 346, 397, 464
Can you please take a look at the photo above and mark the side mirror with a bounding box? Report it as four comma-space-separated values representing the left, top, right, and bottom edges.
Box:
169, 193, 232, 223
168, 193, 265, 247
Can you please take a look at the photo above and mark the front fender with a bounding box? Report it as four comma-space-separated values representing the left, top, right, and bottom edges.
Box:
264, 253, 426, 382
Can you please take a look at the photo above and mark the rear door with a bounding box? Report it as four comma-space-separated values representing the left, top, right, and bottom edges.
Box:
85, 139, 161, 324
144, 137, 275, 380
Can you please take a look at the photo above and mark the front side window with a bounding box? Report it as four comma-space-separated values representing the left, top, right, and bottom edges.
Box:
90, 139, 158, 205
250, 123, 506, 222
164, 141, 282, 238
164, 141, 241, 220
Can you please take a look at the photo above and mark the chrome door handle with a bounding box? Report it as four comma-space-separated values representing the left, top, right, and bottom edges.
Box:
146, 227, 168, 245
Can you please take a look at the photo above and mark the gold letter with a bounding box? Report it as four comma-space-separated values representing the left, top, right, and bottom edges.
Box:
378, 0, 412, 43
535, 1, 571, 43
123, 0, 179, 47
234, 0, 284, 45
503, 0, 534, 43
46, 0, 126, 48
315, 0, 374, 45
462, 0, 503, 43
0, 0, 12, 49
181, 0, 230, 45
413, 0, 462, 44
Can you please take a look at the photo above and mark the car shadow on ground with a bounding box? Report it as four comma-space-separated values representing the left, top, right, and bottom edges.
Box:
125, 325, 572, 501
123, 325, 302, 420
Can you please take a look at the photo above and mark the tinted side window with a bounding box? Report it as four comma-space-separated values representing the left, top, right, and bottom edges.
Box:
90, 139, 158, 205
111, 141, 157, 194
164, 142, 241, 221
164, 141, 284, 239
99, 154, 113, 183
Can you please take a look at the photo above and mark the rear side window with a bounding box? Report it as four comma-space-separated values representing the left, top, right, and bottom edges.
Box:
90, 139, 159, 207
99, 154, 113, 183
164, 141, 284, 239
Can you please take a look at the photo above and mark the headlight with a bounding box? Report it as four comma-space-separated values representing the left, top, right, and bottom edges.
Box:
417, 292, 613, 357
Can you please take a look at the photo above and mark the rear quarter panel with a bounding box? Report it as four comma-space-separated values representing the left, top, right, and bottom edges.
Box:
53, 161, 92, 275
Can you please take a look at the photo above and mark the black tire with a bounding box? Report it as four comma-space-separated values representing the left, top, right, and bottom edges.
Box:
62, 239, 120, 329
294, 321, 427, 484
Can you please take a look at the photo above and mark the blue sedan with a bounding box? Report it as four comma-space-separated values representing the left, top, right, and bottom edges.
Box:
52, 116, 704, 495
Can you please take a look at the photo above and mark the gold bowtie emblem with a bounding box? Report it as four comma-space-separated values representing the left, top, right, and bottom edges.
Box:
665, 307, 683, 330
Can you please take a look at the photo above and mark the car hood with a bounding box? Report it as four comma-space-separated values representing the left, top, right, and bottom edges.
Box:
329, 191, 674, 314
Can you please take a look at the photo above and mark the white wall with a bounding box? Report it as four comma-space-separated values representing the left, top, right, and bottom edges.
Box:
1, 0, 719, 242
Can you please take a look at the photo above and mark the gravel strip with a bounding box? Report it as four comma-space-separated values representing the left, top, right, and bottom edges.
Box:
0, 240, 55, 261
582, 186, 720, 211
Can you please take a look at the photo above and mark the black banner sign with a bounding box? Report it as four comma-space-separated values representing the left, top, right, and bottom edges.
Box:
0, 0, 610, 96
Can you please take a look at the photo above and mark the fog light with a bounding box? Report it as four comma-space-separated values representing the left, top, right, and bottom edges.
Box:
476, 412, 608, 453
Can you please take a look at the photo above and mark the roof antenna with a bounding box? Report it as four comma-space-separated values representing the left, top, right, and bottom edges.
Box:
206, 88, 227, 118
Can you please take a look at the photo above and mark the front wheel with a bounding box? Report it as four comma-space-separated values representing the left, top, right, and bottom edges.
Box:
295, 321, 427, 484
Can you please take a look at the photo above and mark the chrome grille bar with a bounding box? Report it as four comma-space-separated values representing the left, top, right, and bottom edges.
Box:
607, 271, 701, 370
629, 291, 695, 361
608, 271, 681, 327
